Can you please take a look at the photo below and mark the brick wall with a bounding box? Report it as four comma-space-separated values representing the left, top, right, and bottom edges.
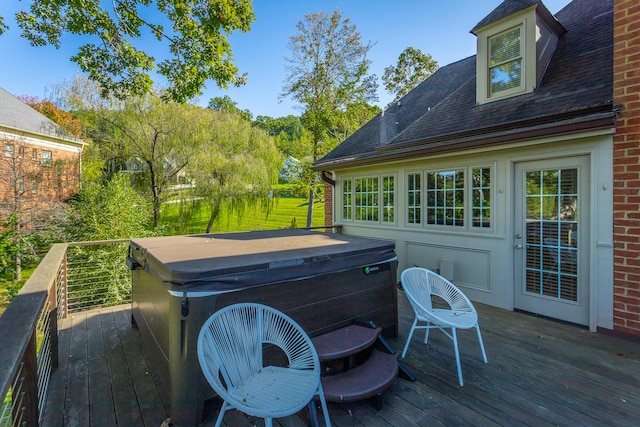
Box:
323, 181, 333, 227
0, 139, 81, 225
613, 0, 640, 336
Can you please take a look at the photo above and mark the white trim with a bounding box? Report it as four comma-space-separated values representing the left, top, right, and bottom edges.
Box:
0, 127, 85, 153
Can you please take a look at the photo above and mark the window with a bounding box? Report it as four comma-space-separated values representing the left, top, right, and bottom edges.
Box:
5, 144, 14, 157
426, 170, 465, 226
489, 26, 522, 96
18, 146, 24, 158
32, 148, 38, 160
472, 167, 491, 228
355, 177, 379, 221
407, 173, 421, 224
342, 175, 395, 223
32, 179, 38, 193
382, 176, 394, 223
408, 166, 493, 230
40, 150, 52, 167
343, 179, 353, 220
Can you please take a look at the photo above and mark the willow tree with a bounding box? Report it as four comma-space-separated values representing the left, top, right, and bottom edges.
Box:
188, 110, 282, 233
281, 8, 378, 226
101, 95, 206, 228
8, 0, 254, 101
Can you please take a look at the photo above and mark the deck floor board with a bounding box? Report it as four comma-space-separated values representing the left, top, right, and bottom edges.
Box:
42, 290, 640, 426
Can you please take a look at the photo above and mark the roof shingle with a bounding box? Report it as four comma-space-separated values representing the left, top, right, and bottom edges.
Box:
316, 0, 613, 169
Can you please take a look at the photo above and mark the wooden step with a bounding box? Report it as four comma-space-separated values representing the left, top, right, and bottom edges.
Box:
320, 349, 399, 402
311, 324, 381, 361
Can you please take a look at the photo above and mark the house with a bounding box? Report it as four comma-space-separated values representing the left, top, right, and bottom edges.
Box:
0, 87, 85, 227
314, 0, 640, 337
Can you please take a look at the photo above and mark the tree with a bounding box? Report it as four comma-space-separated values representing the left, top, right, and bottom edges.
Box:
57, 173, 156, 307
253, 115, 312, 160
188, 110, 282, 233
19, 96, 84, 138
208, 95, 253, 121
8, 0, 255, 102
382, 47, 439, 103
281, 8, 378, 226
99, 95, 205, 228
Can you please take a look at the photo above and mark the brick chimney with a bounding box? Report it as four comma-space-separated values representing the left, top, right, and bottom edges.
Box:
613, 0, 640, 336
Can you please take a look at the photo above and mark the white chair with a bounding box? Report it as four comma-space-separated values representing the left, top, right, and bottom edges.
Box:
400, 267, 487, 386
197, 303, 331, 427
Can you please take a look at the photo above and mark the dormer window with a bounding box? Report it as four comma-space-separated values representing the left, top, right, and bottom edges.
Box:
472, 1, 566, 105
489, 26, 523, 96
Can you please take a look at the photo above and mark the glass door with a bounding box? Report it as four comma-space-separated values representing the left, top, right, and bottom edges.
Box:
514, 157, 589, 325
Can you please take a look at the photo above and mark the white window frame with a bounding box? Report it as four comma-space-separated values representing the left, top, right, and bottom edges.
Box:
406, 172, 423, 226
341, 174, 397, 224
488, 25, 524, 98
404, 165, 494, 232
40, 149, 52, 167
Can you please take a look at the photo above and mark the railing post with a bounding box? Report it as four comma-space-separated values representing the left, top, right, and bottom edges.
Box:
15, 331, 40, 426
48, 284, 59, 371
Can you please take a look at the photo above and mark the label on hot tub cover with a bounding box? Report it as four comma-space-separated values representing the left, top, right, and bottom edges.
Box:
363, 262, 391, 275
268, 258, 305, 269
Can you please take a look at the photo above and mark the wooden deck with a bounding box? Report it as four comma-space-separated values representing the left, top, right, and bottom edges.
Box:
42, 290, 640, 426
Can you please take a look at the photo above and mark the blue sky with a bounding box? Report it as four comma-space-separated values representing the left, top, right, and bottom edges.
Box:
0, 0, 572, 118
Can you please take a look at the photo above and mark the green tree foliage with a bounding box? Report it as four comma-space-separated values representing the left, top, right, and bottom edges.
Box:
281, 8, 378, 160
382, 47, 439, 103
253, 115, 312, 160
281, 8, 378, 225
187, 110, 282, 233
9, 0, 255, 102
97, 94, 206, 228
61, 173, 153, 241
208, 95, 253, 121
0, 215, 19, 282
56, 173, 156, 308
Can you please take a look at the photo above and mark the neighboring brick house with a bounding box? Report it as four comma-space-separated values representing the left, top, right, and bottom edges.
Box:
0, 87, 85, 227
315, 0, 640, 337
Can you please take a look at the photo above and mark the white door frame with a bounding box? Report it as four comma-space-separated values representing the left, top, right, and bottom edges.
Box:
513, 156, 591, 326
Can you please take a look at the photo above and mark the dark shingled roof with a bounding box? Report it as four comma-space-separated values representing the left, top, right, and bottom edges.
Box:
315, 0, 614, 170
0, 87, 82, 144
471, 0, 540, 34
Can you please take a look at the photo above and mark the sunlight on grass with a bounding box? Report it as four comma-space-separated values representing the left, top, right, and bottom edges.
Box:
159, 196, 325, 235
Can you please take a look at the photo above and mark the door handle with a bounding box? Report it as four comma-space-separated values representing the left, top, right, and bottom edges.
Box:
515, 244, 523, 249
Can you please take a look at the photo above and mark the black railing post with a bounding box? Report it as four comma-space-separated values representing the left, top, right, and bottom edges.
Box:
19, 331, 40, 426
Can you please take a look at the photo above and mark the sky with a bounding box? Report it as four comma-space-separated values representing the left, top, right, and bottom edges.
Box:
0, 0, 572, 119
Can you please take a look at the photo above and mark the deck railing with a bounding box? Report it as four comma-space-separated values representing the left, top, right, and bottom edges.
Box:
0, 240, 131, 427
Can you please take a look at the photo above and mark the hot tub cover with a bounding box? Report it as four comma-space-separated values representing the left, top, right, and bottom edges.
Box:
129, 229, 396, 293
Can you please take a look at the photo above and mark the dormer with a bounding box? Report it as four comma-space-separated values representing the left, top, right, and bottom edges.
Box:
471, 0, 566, 105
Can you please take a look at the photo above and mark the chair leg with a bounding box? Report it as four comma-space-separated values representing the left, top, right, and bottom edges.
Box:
423, 322, 431, 344
308, 400, 319, 427
214, 401, 230, 427
476, 324, 488, 363
317, 387, 332, 427
452, 328, 464, 386
401, 317, 418, 358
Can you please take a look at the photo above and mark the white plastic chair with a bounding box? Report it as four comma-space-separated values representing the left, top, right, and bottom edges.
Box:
197, 303, 331, 427
400, 267, 487, 386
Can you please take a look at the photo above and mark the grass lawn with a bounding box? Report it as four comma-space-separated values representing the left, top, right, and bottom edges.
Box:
160, 196, 325, 235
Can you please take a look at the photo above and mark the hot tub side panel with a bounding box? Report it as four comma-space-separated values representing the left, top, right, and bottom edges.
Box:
132, 253, 398, 426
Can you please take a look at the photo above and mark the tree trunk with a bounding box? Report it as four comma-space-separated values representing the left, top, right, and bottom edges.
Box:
206, 203, 221, 234
306, 189, 314, 228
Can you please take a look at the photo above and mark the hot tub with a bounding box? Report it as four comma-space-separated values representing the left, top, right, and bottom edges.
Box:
128, 229, 397, 426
